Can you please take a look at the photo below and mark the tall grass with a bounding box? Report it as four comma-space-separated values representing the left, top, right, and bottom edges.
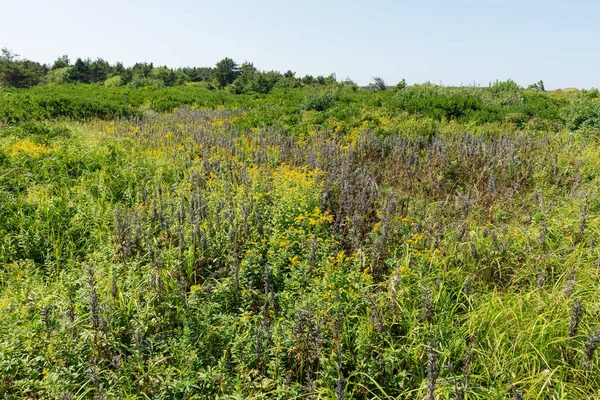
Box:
0, 87, 599, 398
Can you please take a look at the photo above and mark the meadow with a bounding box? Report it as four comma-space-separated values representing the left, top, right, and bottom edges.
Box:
1, 81, 600, 399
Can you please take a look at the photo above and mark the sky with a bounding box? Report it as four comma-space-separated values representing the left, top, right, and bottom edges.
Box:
1, 0, 599, 89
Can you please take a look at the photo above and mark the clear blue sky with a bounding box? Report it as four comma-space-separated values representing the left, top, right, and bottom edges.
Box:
1, 0, 598, 89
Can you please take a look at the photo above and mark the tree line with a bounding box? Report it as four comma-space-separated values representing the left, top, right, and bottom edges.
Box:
0, 48, 339, 93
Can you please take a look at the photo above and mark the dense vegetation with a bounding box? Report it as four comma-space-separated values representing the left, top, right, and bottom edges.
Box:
0, 48, 333, 92
1, 72, 600, 399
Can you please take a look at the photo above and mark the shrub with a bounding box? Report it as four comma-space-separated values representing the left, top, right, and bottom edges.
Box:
301, 89, 339, 111
104, 75, 123, 87
489, 79, 521, 94
368, 76, 387, 92
43, 67, 71, 85
392, 85, 483, 121
562, 102, 600, 131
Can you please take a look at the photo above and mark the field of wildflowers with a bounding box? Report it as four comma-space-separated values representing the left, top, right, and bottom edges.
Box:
0, 84, 599, 399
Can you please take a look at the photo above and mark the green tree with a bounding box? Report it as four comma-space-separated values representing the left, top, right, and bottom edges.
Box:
132, 62, 153, 78
228, 62, 257, 93
0, 48, 46, 88
89, 58, 111, 83
51, 55, 70, 70
214, 57, 240, 88
528, 80, 545, 91
1, 47, 18, 62
67, 58, 92, 83
180, 67, 215, 82
490, 79, 521, 93
395, 78, 407, 90
302, 75, 315, 85
115, 63, 133, 85
368, 76, 387, 91
150, 67, 177, 87
104, 75, 123, 87
174, 70, 191, 85
252, 70, 281, 93
324, 73, 337, 85
277, 70, 302, 89
43, 67, 71, 84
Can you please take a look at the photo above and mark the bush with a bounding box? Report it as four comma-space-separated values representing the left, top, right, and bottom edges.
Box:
584, 88, 599, 99
104, 75, 123, 87
367, 77, 387, 92
43, 67, 71, 85
301, 89, 339, 111
489, 79, 521, 94
562, 102, 600, 131
392, 85, 483, 121
129, 76, 165, 88
9, 121, 71, 140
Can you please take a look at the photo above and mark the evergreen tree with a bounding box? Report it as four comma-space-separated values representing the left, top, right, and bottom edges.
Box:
0, 48, 46, 88
51, 55, 70, 70
214, 57, 240, 88
67, 58, 92, 83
